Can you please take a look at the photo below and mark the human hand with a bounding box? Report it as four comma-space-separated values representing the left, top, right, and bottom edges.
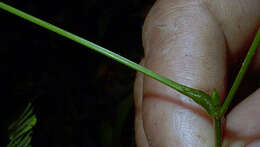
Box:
134, 0, 260, 146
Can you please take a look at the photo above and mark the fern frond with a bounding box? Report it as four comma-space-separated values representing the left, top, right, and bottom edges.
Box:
7, 103, 37, 147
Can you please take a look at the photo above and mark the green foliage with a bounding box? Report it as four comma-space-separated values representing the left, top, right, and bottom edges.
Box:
7, 103, 37, 147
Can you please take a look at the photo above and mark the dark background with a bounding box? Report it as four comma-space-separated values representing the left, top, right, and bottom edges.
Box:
1, 0, 155, 146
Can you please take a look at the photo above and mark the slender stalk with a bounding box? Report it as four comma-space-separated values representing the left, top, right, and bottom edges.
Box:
0, 2, 217, 115
219, 27, 260, 116
214, 117, 222, 147
0, 2, 182, 89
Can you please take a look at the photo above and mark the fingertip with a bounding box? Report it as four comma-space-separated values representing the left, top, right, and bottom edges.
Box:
250, 45, 260, 73
226, 89, 260, 143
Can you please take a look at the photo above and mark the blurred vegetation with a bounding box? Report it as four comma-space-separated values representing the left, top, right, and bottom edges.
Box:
2, 0, 155, 146
7, 103, 36, 147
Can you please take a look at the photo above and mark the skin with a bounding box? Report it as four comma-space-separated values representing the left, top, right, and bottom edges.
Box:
134, 0, 260, 146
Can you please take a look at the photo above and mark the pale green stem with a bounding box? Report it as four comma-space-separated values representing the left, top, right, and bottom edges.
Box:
0, 2, 217, 115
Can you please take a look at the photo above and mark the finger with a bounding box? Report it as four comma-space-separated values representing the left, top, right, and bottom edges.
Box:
225, 88, 260, 146
251, 46, 260, 73
142, 0, 227, 146
134, 60, 149, 147
206, 0, 260, 75
206, 0, 260, 62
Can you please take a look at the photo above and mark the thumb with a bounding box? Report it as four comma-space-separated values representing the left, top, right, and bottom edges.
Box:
225, 88, 260, 146
139, 0, 227, 146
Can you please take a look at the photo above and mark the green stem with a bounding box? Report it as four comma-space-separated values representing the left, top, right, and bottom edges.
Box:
214, 117, 222, 147
0, 2, 216, 115
219, 27, 260, 116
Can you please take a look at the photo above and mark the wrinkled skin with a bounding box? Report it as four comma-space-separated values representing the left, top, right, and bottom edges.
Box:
134, 0, 260, 146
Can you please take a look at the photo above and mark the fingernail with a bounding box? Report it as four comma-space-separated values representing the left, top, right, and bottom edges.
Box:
247, 140, 260, 147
